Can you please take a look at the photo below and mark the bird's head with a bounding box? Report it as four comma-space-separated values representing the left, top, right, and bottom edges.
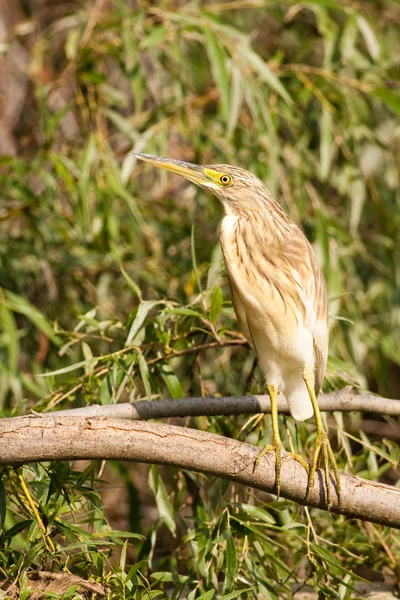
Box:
133, 153, 275, 215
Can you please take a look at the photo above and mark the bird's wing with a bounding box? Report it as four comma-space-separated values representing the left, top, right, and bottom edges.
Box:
230, 281, 256, 349
309, 250, 329, 394
287, 235, 329, 394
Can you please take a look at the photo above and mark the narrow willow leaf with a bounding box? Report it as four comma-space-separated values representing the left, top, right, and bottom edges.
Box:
140, 25, 167, 49
38, 359, 90, 377
148, 465, 176, 535
80, 134, 97, 183
3, 519, 33, 538
0, 478, 6, 530
302, 0, 344, 8
196, 591, 215, 600
227, 63, 243, 139
204, 28, 230, 122
103, 109, 138, 144
237, 503, 276, 524
120, 539, 128, 571
191, 226, 203, 295
357, 16, 380, 61
223, 531, 237, 593
320, 105, 333, 180
340, 13, 358, 63
221, 590, 254, 600
105, 167, 143, 227
138, 351, 152, 400
372, 88, 400, 117
210, 285, 223, 324
159, 363, 184, 399
0, 301, 19, 375
240, 45, 292, 105
119, 264, 143, 300
100, 375, 112, 405
163, 307, 204, 318
125, 300, 161, 346
4, 291, 61, 346
151, 572, 189, 583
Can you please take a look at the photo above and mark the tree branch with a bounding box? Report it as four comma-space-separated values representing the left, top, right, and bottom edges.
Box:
1, 416, 399, 529
46, 386, 400, 420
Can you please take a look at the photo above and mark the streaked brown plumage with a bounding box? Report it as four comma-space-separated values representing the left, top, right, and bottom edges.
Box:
133, 154, 340, 507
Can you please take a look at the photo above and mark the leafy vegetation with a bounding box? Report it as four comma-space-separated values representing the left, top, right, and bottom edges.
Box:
1, 0, 400, 597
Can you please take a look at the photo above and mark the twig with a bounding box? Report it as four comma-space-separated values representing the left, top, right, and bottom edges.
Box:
16, 470, 56, 553
41, 337, 248, 409
43, 386, 400, 420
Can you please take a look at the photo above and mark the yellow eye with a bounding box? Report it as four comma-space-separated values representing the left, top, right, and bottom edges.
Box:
219, 174, 232, 186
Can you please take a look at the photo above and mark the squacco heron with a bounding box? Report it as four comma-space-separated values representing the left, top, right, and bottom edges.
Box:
134, 153, 340, 507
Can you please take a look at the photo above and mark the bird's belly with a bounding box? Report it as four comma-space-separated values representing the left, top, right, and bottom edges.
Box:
230, 273, 315, 370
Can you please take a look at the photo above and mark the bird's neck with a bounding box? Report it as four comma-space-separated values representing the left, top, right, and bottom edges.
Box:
222, 201, 294, 245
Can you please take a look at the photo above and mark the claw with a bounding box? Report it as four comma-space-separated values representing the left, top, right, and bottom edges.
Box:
254, 374, 342, 507
303, 364, 341, 509
305, 428, 341, 509
255, 442, 283, 498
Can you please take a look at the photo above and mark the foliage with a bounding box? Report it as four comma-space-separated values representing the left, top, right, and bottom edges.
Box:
0, 0, 400, 597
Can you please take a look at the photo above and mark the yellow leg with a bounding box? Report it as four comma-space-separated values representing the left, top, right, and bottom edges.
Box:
254, 383, 310, 498
303, 364, 341, 508
255, 383, 283, 498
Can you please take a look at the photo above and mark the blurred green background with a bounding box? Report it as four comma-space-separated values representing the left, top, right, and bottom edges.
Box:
0, 0, 399, 598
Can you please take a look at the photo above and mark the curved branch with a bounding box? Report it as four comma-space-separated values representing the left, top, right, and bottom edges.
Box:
1, 416, 399, 529
48, 386, 400, 420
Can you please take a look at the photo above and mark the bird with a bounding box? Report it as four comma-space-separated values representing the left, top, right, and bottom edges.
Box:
133, 153, 340, 507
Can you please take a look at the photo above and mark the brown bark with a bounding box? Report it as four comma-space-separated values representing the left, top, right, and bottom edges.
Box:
1, 415, 399, 529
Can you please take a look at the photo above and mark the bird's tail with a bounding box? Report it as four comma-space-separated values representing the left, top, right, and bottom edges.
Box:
285, 379, 314, 422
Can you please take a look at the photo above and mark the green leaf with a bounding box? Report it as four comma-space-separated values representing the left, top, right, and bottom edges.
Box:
4, 290, 61, 346
191, 226, 203, 295
159, 363, 184, 399
119, 539, 128, 571
163, 307, 204, 318
204, 28, 230, 122
210, 285, 223, 324
196, 591, 215, 600
236, 503, 276, 524
148, 465, 176, 535
105, 164, 143, 227
100, 375, 112, 405
3, 519, 33, 538
357, 16, 380, 61
119, 264, 143, 300
320, 105, 333, 181
126, 300, 162, 346
221, 590, 254, 600
0, 478, 6, 530
340, 13, 358, 63
138, 351, 152, 400
223, 531, 236, 593
227, 63, 243, 139
0, 300, 19, 375
240, 45, 292, 105
151, 572, 189, 583
372, 88, 400, 117
38, 359, 91, 377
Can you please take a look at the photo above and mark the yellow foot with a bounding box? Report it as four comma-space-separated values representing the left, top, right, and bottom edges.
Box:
254, 447, 310, 499
305, 429, 341, 509
289, 452, 309, 472
254, 442, 283, 499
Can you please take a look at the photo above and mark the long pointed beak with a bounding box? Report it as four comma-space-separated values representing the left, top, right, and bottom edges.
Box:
132, 153, 207, 186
